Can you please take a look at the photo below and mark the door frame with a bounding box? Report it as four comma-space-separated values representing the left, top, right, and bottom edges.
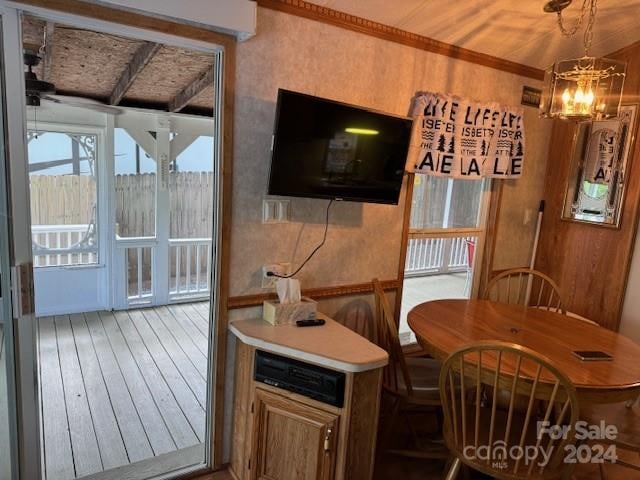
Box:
0, 0, 237, 476
0, 8, 21, 478
0, 6, 41, 480
395, 173, 493, 328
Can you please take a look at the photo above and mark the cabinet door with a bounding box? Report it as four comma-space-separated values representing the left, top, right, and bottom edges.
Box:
251, 388, 339, 480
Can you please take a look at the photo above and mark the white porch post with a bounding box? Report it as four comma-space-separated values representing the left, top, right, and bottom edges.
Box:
155, 117, 171, 305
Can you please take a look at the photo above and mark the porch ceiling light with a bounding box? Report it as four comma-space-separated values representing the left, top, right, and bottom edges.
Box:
540, 0, 626, 121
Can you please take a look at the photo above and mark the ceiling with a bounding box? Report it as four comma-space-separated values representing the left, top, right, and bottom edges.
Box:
306, 0, 640, 69
22, 15, 215, 116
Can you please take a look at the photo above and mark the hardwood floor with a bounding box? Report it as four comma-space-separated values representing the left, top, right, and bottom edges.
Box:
38, 302, 211, 480
374, 452, 636, 479
193, 469, 236, 480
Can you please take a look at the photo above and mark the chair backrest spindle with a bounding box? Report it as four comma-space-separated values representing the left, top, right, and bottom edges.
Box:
484, 268, 566, 315
439, 341, 579, 479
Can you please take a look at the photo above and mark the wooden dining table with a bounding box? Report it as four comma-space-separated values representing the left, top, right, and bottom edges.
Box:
408, 299, 640, 404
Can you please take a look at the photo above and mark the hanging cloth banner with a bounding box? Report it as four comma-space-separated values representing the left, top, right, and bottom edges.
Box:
405, 92, 526, 179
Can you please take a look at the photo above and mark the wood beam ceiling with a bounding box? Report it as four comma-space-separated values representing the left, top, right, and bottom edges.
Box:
109, 41, 161, 105
168, 67, 214, 112
21, 7, 217, 115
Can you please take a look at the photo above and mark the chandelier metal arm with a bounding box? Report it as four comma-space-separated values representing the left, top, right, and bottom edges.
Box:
555, 0, 589, 37
582, 0, 597, 55
555, 0, 598, 55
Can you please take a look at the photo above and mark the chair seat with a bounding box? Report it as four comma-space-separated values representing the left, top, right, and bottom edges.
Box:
390, 356, 441, 405
581, 400, 640, 448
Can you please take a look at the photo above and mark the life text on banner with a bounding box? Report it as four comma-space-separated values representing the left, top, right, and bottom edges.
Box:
406, 93, 526, 180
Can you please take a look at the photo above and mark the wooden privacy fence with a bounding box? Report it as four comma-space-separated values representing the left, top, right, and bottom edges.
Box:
30, 175, 96, 225
30, 172, 215, 276
115, 172, 214, 239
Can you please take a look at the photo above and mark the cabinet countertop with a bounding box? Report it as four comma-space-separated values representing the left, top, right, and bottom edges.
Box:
229, 314, 388, 373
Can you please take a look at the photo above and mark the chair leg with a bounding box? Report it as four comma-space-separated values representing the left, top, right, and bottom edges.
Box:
598, 462, 606, 480
404, 413, 422, 450
444, 457, 461, 480
381, 397, 401, 451
435, 408, 444, 434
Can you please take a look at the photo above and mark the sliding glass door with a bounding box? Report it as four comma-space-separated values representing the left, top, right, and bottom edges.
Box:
0, 6, 42, 479
0, 4, 226, 479
0, 11, 17, 477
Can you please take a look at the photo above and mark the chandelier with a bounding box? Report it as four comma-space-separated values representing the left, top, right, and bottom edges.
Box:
539, 0, 626, 121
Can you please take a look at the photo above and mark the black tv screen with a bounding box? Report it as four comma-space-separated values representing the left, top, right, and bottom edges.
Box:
268, 89, 411, 205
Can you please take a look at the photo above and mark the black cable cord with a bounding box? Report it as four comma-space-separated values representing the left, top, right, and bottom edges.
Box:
268, 199, 334, 279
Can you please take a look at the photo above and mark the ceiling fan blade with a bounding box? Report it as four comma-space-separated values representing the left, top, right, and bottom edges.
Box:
42, 95, 124, 115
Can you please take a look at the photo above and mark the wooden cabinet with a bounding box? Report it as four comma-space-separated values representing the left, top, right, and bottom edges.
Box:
230, 341, 384, 480
250, 388, 338, 480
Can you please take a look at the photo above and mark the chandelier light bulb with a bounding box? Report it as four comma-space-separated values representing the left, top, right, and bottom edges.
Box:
584, 89, 595, 106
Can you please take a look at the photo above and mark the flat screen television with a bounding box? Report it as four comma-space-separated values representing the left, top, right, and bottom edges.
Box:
268, 89, 411, 205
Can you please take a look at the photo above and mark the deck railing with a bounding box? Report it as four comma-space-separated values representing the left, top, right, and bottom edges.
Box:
115, 236, 157, 304
405, 234, 477, 277
114, 235, 212, 306
32, 225, 212, 306
169, 238, 212, 300
31, 224, 98, 267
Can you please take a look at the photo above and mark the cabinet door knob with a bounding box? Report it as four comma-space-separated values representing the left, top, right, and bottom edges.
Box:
324, 427, 333, 452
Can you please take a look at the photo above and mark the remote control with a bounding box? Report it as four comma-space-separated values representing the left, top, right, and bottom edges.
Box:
296, 319, 325, 327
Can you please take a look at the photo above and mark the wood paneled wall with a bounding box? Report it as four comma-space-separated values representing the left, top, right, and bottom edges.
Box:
536, 41, 640, 330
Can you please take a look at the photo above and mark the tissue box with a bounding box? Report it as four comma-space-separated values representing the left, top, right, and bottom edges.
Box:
263, 297, 317, 325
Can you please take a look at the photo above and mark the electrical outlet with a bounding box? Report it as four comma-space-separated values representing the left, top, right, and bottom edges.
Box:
261, 263, 291, 289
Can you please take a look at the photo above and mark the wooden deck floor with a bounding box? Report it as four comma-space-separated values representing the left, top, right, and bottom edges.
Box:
37, 302, 211, 480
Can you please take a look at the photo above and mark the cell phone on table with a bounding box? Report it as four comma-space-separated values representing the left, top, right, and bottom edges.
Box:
572, 350, 613, 361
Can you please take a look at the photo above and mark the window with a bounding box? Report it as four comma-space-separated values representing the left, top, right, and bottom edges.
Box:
28, 130, 99, 266
401, 175, 487, 345
410, 176, 484, 230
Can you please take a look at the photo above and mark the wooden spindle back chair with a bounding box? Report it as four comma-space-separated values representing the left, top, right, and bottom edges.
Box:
439, 341, 580, 479
484, 268, 566, 315
373, 279, 445, 459
373, 278, 413, 395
